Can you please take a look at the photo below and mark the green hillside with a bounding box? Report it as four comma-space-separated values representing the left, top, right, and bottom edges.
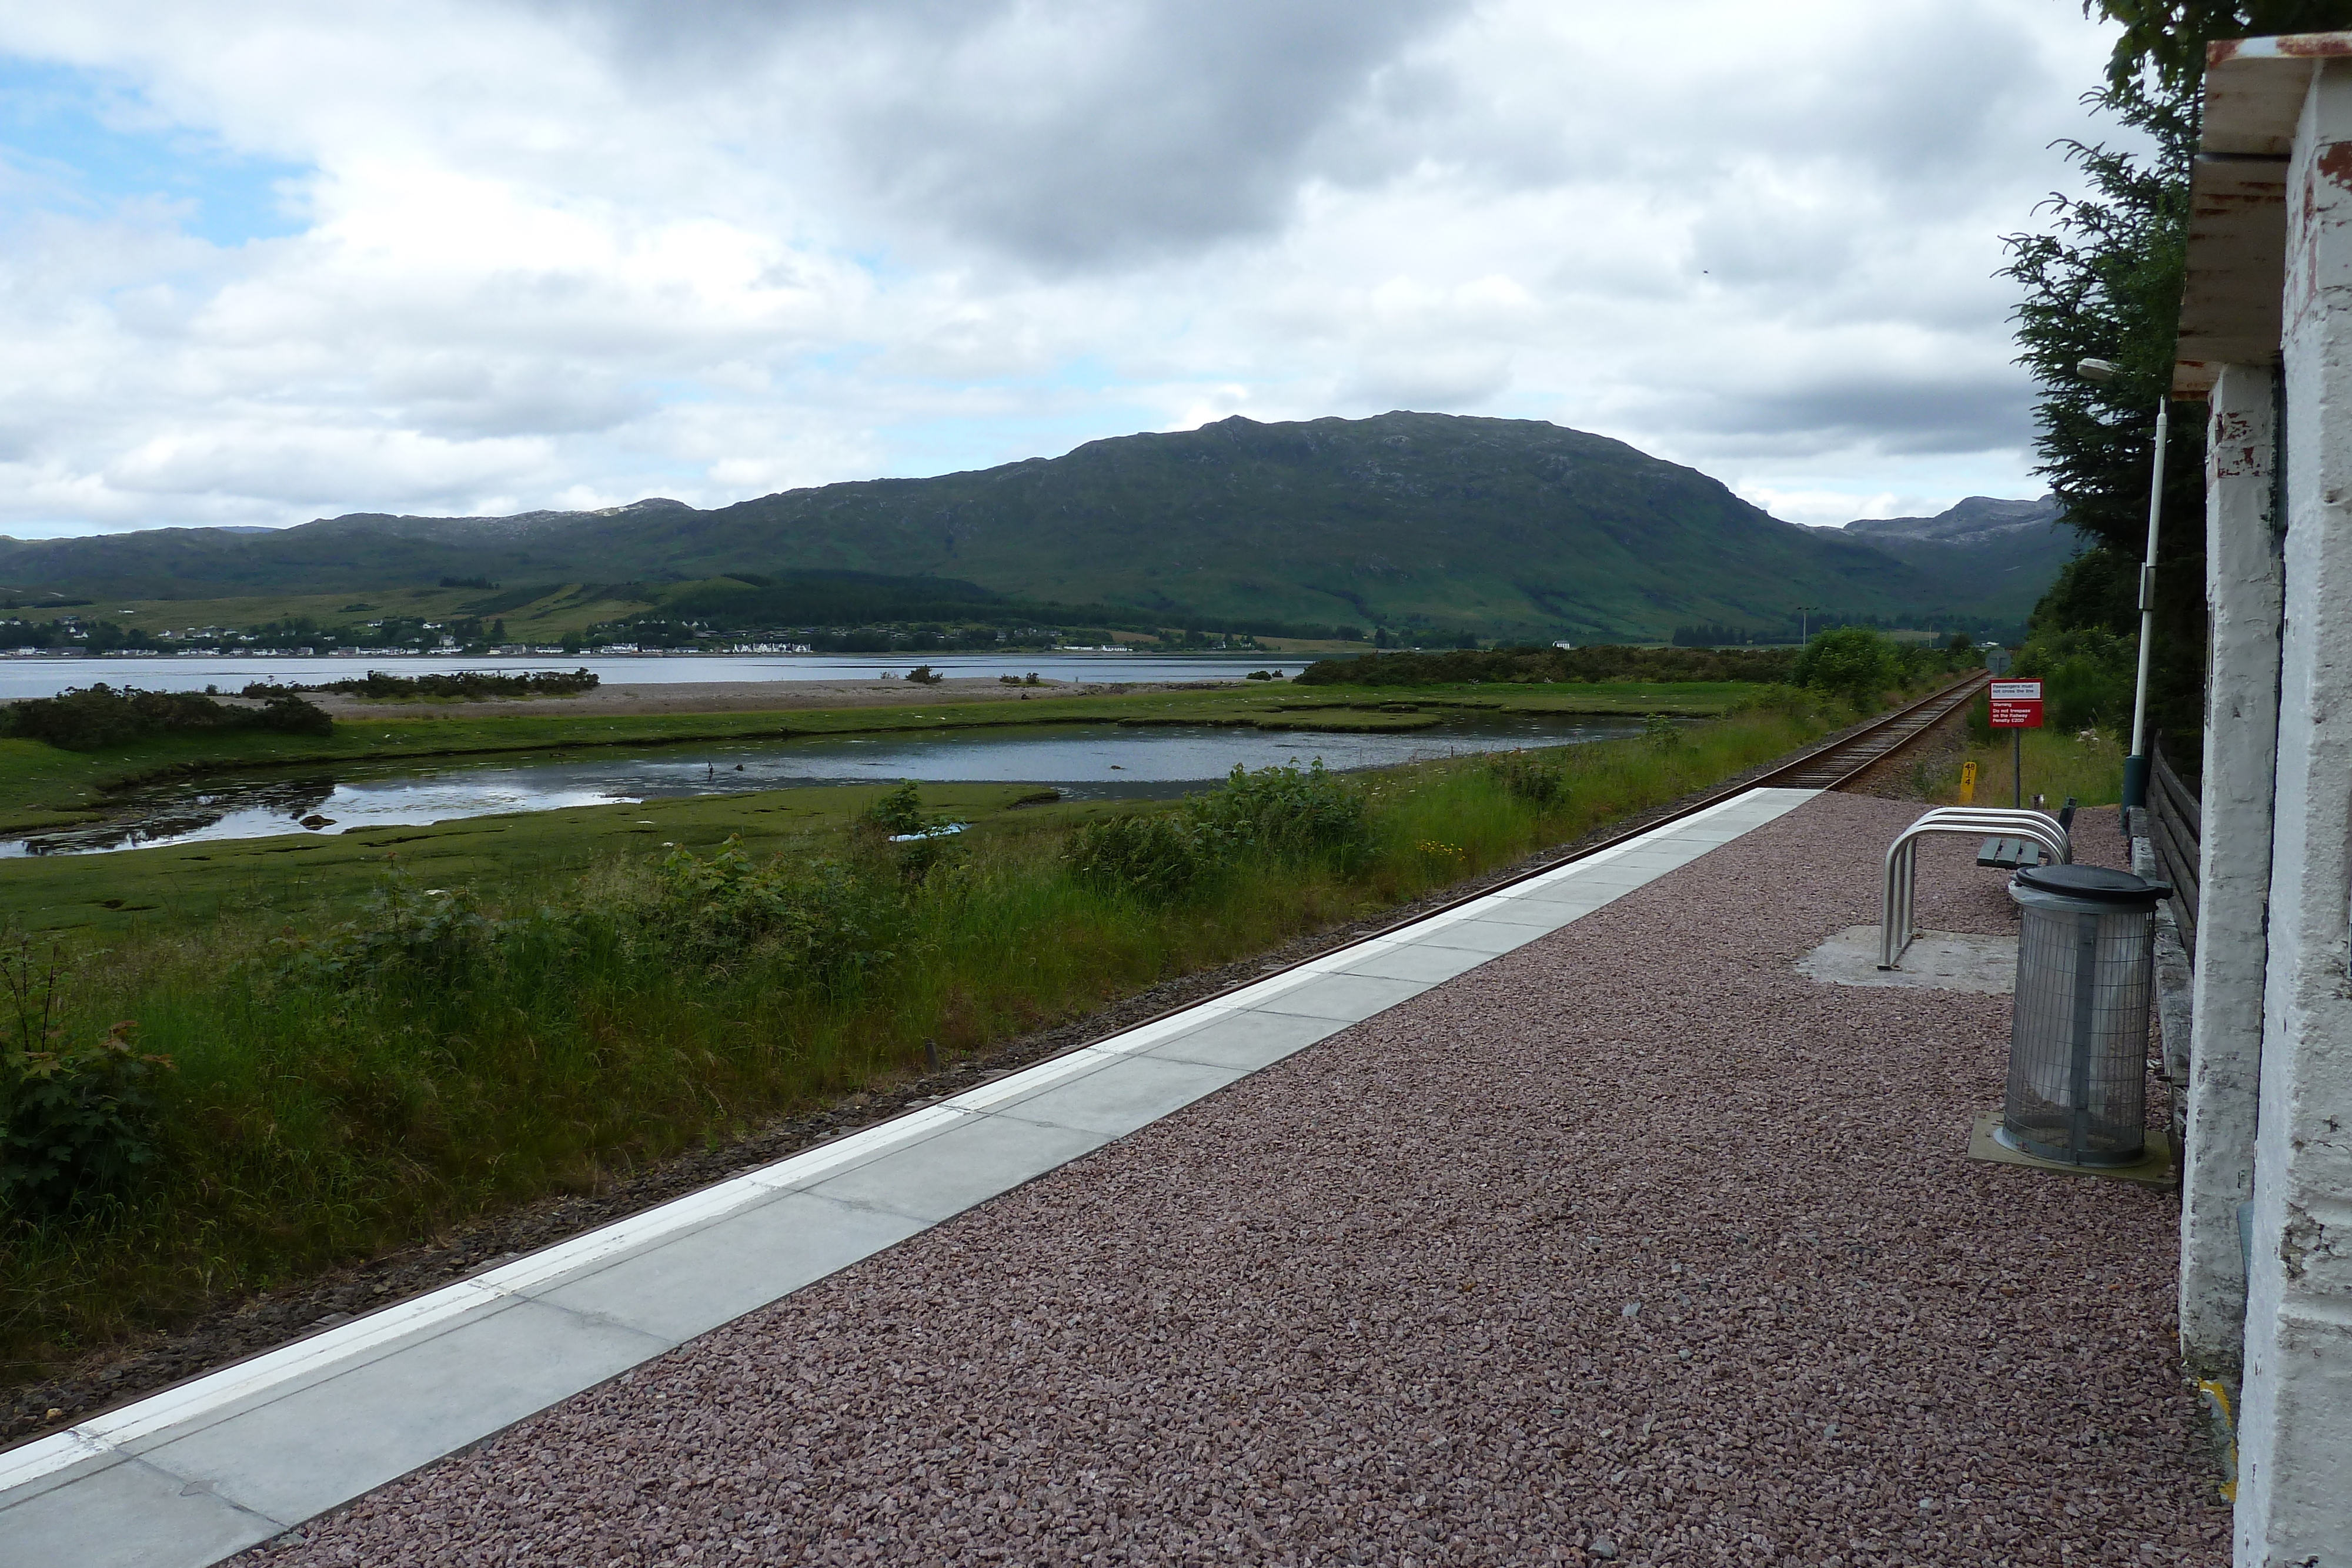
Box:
0, 413, 2059, 640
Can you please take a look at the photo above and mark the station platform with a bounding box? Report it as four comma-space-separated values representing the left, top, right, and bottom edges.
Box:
0, 788, 2226, 1566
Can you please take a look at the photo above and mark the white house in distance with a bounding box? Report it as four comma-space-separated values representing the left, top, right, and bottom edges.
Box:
2167, 32, 2352, 1567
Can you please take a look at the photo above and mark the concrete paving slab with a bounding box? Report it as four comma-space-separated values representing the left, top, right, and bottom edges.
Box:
533, 1191, 931, 1345
984, 1052, 1250, 1138
1408, 918, 1558, 955
1796, 925, 2018, 994
1331, 942, 1496, 985
806, 1113, 1113, 1223
1141, 1008, 1349, 1069
1966, 1113, 2177, 1189
143, 1299, 667, 1528
1531, 862, 1662, 890
1452, 898, 1576, 930
0, 1455, 276, 1568
1248, 971, 1432, 1021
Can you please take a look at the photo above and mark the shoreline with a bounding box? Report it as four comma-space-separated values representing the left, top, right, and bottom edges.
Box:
302, 674, 1193, 720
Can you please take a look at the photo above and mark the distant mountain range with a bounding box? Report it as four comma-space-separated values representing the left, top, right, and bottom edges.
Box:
0, 413, 2077, 640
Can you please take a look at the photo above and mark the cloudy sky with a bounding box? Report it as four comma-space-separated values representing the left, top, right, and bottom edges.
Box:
0, 0, 2126, 539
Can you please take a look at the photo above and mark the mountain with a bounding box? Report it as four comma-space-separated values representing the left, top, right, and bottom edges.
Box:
1832, 494, 2080, 621
0, 414, 2066, 639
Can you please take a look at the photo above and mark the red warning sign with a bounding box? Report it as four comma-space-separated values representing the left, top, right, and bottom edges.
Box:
1989, 679, 2044, 729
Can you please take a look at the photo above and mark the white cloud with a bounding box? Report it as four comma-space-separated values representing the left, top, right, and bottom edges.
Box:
0, 0, 2124, 536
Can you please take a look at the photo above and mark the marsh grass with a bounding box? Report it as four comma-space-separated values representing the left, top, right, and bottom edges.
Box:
0, 696, 1836, 1381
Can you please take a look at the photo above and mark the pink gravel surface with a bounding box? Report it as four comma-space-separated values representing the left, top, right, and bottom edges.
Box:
243, 793, 2224, 1567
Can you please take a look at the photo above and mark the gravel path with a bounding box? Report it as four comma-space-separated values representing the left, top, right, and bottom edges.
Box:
244, 794, 2222, 1566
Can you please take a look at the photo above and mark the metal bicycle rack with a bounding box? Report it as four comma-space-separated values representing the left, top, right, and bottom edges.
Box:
1880, 807, 2072, 969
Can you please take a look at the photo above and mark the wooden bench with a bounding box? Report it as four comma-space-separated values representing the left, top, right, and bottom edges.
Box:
1976, 837, 2050, 869
1977, 797, 2076, 870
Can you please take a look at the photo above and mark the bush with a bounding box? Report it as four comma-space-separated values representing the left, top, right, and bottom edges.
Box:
1484, 750, 1569, 807
270, 879, 502, 989
2014, 627, 2137, 731
903, 665, 944, 686
641, 838, 898, 977
280, 668, 597, 701
1066, 813, 1220, 902
1187, 759, 1372, 866
1790, 628, 1902, 707
864, 781, 943, 837
1294, 644, 1797, 687
3, 684, 332, 750
1, 942, 171, 1219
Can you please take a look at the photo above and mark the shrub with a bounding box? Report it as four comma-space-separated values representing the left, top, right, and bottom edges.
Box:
1067, 813, 1220, 902
642, 838, 898, 977
1790, 628, 1902, 707
1186, 759, 1371, 866
1641, 713, 1683, 750
286, 668, 597, 701
863, 781, 931, 837
2, 684, 332, 750
271, 879, 502, 989
1294, 644, 1797, 687
2014, 628, 2136, 731
0, 942, 171, 1219
1484, 750, 1569, 807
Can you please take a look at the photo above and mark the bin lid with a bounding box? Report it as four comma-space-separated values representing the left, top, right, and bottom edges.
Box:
2014, 864, 2172, 904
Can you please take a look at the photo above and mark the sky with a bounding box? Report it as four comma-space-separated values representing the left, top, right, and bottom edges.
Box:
0, 0, 2130, 539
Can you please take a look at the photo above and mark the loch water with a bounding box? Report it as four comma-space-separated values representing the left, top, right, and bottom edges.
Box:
8, 713, 1641, 857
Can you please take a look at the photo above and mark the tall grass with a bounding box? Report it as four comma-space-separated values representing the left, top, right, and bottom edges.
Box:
1925, 724, 2127, 809
0, 696, 1835, 1380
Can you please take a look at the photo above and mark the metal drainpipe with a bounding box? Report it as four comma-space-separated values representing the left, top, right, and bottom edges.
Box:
2123, 397, 2168, 816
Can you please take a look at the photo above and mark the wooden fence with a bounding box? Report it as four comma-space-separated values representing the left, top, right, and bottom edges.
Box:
2146, 735, 2201, 954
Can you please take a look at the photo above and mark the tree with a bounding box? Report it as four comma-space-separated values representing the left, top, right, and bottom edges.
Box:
2000, 4, 2352, 774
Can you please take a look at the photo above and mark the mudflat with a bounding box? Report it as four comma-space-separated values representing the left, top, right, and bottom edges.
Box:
308, 674, 1184, 720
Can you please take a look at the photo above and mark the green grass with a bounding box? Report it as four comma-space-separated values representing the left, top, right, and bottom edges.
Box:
1926, 725, 2129, 809
0, 695, 1837, 1382
0, 783, 1068, 938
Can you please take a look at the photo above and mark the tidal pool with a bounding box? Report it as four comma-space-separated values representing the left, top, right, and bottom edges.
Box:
6, 713, 1642, 857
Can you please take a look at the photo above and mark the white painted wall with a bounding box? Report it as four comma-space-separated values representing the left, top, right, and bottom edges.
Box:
2181, 362, 2283, 1388
2234, 58, 2352, 1568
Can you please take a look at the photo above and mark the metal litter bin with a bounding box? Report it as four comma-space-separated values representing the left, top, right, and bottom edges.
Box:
1999, 864, 2170, 1166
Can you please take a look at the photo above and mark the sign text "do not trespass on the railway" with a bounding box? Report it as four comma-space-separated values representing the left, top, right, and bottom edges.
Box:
1989, 679, 2045, 729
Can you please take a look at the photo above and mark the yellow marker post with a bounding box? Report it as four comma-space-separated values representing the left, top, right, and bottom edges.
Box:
1958, 759, 1978, 805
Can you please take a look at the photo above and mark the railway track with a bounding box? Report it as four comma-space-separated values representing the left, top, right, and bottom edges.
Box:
1101, 667, 1996, 1026
1751, 668, 1990, 790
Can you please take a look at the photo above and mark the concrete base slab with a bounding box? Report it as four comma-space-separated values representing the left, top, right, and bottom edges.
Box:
1797, 925, 2018, 994
1966, 1112, 2177, 1189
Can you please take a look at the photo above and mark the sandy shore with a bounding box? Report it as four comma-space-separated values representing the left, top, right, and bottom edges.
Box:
307, 675, 1206, 721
